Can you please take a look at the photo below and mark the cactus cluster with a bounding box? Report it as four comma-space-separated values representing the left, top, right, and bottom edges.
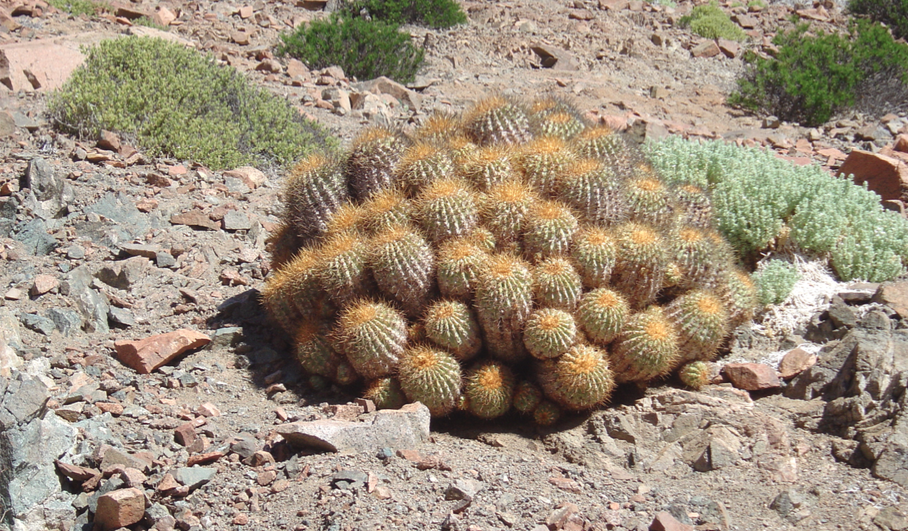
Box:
262, 95, 757, 423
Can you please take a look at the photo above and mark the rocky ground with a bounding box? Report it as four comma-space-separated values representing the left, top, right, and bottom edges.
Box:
1, 0, 908, 530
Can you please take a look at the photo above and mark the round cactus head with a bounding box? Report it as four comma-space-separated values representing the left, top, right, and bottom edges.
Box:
347, 126, 406, 200
533, 257, 582, 311
397, 345, 462, 417
436, 237, 487, 301
611, 306, 680, 383
572, 226, 619, 289
482, 179, 537, 245
415, 110, 462, 143
396, 141, 455, 194
463, 95, 533, 146
423, 300, 482, 361
523, 200, 578, 261
678, 361, 713, 390
463, 361, 516, 419
512, 380, 544, 414
538, 344, 615, 410
363, 377, 407, 409
533, 400, 562, 426
576, 287, 630, 345
284, 153, 349, 240
666, 289, 729, 363
417, 179, 479, 244
335, 300, 408, 379
558, 158, 626, 226
360, 188, 412, 234
518, 137, 574, 197
523, 308, 577, 360
612, 222, 668, 306
462, 145, 517, 191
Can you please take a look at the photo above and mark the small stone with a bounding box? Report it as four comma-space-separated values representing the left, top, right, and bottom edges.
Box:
895, 134, 908, 153
170, 210, 220, 231
115, 329, 210, 374
872, 281, 908, 320
691, 41, 721, 58
778, 348, 817, 379
156, 473, 179, 492
546, 503, 578, 529
197, 402, 221, 417
650, 511, 694, 531
717, 38, 739, 58
332, 469, 368, 490
153, 5, 176, 26
722, 363, 780, 391
257, 470, 277, 486
239, 5, 253, 18
223, 166, 266, 189
174, 423, 196, 447
173, 466, 216, 490
97, 130, 121, 152
445, 479, 484, 500
20, 313, 56, 335
873, 506, 908, 531
94, 487, 146, 530
223, 210, 252, 231
233, 513, 250, 525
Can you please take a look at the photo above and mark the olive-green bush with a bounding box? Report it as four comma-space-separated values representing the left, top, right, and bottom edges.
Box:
729, 19, 908, 126
49, 36, 334, 170
341, 0, 467, 29
679, 1, 747, 41
277, 14, 425, 84
646, 136, 908, 282
754, 259, 800, 305
849, 0, 908, 40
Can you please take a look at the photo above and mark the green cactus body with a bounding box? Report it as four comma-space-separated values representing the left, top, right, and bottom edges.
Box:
363, 377, 407, 409
346, 126, 406, 200
533, 257, 582, 311
396, 142, 455, 194
464, 95, 533, 146
624, 168, 674, 227
519, 137, 574, 197
463, 361, 516, 419
370, 225, 436, 317
512, 380, 543, 413
720, 267, 759, 327
308, 374, 330, 392
465, 227, 497, 253
423, 300, 482, 361
572, 125, 635, 177
414, 111, 462, 143
461, 145, 517, 191
481, 180, 537, 246
612, 223, 668, 306
335, 300, 408, 379
558, 159, 627, 226
571, 227, 619, 289
335, 361, 360, 386
475, 254, 534, 363
261, 269, 303, 335
417, 179, 479, 244
446, 134, 479, 170
523, 308, 577, 360
533, 400, 562, 426
315, 232, 371, 306
267, 221, 302, 271
324, 203, 368, 237
576, 288, 630, 345
675, 183, 713, 228
611, 306, 680, 383
538, 344, 614, 410
397, 345, 463, 417
283, 154, 349, 240
294, 321, 342, 378
672, 226, 723, 289
533, 110, 586, 140
678, 360, 713, 390
436, 238, 487, 301
360, 188, 413, 235
523, 200, 578, 260
665, 289, 729, 363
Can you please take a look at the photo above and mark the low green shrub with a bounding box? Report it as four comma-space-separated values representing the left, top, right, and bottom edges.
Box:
341, 0, 467, 29
754, 259, 800, 305
849, 0, 908, 39
133, 16, 168, 30
645, 136, 908, 282
679, 1, 746, 41
47, 0, 107, 16
278, 14, 424, 84
729, 19, 908, 126
49, 36, 335, 170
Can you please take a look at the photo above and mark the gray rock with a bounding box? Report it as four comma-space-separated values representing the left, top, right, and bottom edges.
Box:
66, 245, 85, 260
95, 256, 150, 290
276, 402, 430, 453
0, 308, 23, 377
13, 218, 58, 256
63, 265, 110, 334
873, 506, 908, 531
47, 308, 82, 336
331, 470, 368, 490
230, 435, 260, 458
209, 327, 243, 349
19, 313, 56, 336
108, 307, 136, 328
445, 478, 484, 500
21, 157, 60, 202
85, 192, 150, 234
827, 296, 856, 329
156, 251, 176, 268
770, 489, 808, 517
12, 111, 39, 131
0, 373, 49, 429
0, 412, 77, 519
223, 210, 252, 231
872, 442, 908, 488
173, 466, 216, 490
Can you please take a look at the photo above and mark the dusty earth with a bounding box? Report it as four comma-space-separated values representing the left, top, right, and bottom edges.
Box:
1, 0, 907, 531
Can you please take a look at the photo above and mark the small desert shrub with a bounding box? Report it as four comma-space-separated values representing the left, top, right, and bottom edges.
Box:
679, 1, 747, 41
341, 0, 467, 28
278, 14, 424, 84
47, 0, 108, 16
729, 19, 908, 126
133, 16, 168, 30
849, 0, 908, 39
646, 136, 908, 282
754, 259, 800, 305
49, 36, 335, 170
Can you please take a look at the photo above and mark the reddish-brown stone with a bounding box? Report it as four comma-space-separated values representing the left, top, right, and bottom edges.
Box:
174, 422, 197, 447
779, 348, 818, 379
839, 149, 908, 202
114, 329, 210, 374
650, 511, 694, 531
94, 487, 146, 530
723, 363, 780, 391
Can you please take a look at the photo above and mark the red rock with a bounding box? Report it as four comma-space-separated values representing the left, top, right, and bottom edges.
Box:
55, 461, 100, 481
256, 470, 276, 486
0, 38, 88, 92
174, 422, 196, 446
723, 363, 780, 391
0, 7, 20, 31
598, 0, 630, 9
816, 147, 847, 161
549, 477, 582, 494
895, 134, 908, 153
717, 38, 739, 58
601, 114, 628, 131
117, 467, 147, 488
873, 281, 908, 319
233, 513, 249, 525
96, 402, 124, 415
97, 130, 120, 152
168, 164, 187, 176
187, 451, 224, 466
110, 2, 150, 19
691, 41, 721, 58
650, 511, 694, 531
839, 149, 908, 202
114, 329, 210, 374
157, 473, 179, 492
153, 6, 176, 26
197, 402, 221, 417
223, 166, 266, 189
94, 487, 146, 530
778, 348, 817, 379
286, 58, 308, 80
30, 273, 58, 296
170, 210, 220, 230
732, 14, 758, 28
239, 5, 254, 19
